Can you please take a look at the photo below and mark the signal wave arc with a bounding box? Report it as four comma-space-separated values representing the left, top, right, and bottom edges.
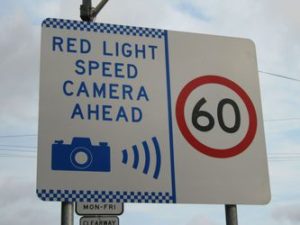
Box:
122, 150, 128, 164
121, 137, 162, 180
152, 137, 161, 179
132, 145, 139, 169
142, 141, 150, 175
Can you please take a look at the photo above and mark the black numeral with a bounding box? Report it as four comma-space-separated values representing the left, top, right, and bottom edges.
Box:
192, 98, 241, 133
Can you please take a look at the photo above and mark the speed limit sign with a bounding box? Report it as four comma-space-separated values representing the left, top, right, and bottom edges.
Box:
168, 33, 270, 204
176, 75, 257, 158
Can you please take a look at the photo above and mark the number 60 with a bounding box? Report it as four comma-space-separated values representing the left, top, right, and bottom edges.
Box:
192, 97, 241, 133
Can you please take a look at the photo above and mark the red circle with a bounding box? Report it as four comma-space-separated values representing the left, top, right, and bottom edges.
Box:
176, 75, 257, 158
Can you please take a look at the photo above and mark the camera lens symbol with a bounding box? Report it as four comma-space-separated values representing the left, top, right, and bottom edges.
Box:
70, 147, 93, 170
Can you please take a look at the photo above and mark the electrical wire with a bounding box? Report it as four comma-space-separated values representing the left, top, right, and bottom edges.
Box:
0, 152, 300, 161
0, 148, 36, 153
0, 154, 36, 159
259, 70, 300, 82
0, 144, 36, 149
0, 134, 36, 138
264, 118, 300, 122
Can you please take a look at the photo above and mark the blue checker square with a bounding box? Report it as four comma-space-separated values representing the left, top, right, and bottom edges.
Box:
42, 18, 165, 39
37, 189, 173, 203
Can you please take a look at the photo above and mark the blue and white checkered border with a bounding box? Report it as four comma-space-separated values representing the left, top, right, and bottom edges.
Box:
37, 189, 174, 203
42, 18, 165, 39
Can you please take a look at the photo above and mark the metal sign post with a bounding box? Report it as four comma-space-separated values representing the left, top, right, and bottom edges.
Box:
61, 202, 74, 225
225, 205, 238, 225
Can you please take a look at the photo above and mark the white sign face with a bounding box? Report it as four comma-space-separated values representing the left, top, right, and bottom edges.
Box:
76, 203, 123, 215
37, 18, 270, 204
80, 217, 118, 225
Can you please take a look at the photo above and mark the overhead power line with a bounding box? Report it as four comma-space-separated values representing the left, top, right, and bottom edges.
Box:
259, 70, 300, 82
0, 148, 36, 153
0, 152, 300, 162
0, 144, 36, 149
0, 154, 36, 159
264, 118, 300, 122
0, 134, 37, 138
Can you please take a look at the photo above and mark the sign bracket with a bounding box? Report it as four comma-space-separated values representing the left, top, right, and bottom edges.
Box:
80, 0, 110, 22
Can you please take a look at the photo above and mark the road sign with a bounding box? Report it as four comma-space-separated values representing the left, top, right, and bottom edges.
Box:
176, 75, 257, 158
37, 18, 270, 204
76, 203, 123, 216
80, 216, 119, 225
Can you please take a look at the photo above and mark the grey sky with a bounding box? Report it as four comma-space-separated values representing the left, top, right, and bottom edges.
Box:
0, 1, 300, 225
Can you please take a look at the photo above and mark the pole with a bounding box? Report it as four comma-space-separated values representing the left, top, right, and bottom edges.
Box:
80, 0, 110, 22
225, 205, 238, 225
61, 202, 74, 225
92, 0, 109, 18
80, 0, 93, 21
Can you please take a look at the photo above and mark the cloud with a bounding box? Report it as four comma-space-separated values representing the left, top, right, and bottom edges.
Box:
186, 214, 218, 225
0, 1, 300, 225
0, 172, 59, 225
0, 12, 40, 134
175, 2, 211, 22
272, 204, 300, 224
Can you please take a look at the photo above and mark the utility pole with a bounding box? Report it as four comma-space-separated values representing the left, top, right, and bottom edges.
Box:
80, 0, 110, 22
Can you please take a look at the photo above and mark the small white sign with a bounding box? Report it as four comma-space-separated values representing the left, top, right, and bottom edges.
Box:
76, 203, 123, 215
80, 217, 119, 225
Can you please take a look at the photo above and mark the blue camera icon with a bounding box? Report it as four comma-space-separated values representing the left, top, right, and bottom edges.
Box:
51, 137, 111, 172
